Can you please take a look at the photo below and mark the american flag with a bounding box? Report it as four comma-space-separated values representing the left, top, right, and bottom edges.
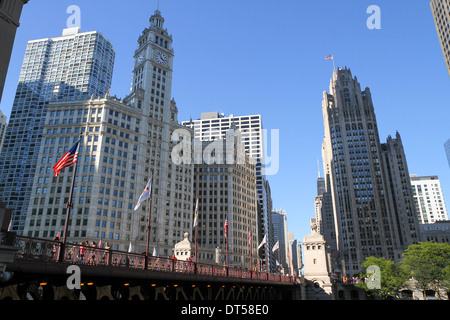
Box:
53, 140, 80, 177
224, 218, 228, 238
325, 55, 334, 60
248, 230, 252, 245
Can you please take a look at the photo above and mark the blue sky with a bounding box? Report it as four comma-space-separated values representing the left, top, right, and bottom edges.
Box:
1, 0, 449, 245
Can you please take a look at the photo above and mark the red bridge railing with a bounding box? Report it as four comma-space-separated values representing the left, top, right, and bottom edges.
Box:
10, 235, 294, 283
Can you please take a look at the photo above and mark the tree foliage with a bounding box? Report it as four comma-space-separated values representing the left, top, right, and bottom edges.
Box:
356, 256, 408, 299
401, 241, 450, 300
357, 242, 450, 300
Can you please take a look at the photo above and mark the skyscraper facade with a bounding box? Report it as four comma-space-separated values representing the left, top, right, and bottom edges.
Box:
271, 208, 288, 271
0, 110, 6, 153
23, 9, 194, 256
193, 135, 257, 268
321, 67, 420, 276
314, 168, 336, 254
0, 27, 115, 233
430, 0, 450, 78
410, 175, 448, 223
0, 0, 29, 102
121, 9, 193, 256
287, 232, 299, 276
182, 112, 275, 271
23, 97, 147, 250
380, 133, 420, 248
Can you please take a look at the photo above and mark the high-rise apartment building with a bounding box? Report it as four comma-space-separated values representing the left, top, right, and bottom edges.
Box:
0, 27, 115, 233
193, 135, 257, 268
321, 67, 420, 276
430, 0, 450, 78
287, 232, 299, 276
182, 112, 275, 271
182, 112, 263, 163
0, 110, 6, 153
271, 208, 288, 271
314, 169, 336, 254
410, 175, 448, 223
0, 0, 29, 102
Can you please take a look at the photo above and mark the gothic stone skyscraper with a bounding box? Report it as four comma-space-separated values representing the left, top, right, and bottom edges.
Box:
0, 27, 115, 233
321, 67, 419, 276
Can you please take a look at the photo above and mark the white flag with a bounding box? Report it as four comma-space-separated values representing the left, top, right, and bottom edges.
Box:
258, 234, 267, 250
193, 196, 199, 228
128, 241, 132, 253
134, 178, 152, 211
152, 247, 157, 257
272, 241, 279, 252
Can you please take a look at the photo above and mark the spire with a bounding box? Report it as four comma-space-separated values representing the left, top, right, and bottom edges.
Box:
150, 0, 164, 28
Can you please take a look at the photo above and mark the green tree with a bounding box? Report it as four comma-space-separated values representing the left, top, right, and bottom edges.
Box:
356, 256, 408, 299
401, 241, 450, 300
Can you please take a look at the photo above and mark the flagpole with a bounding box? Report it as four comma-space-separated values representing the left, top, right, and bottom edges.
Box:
59, 134, 82, 262
145, 171, 154, 267
194, 194, 199, 264
62, 134, 82, 245
278, 244, 281, 273
266, 233, 269, 273
226, 230, 229, 269
225, 211, 229, 269
249, 223, 252, 272
325, 54, 335, 72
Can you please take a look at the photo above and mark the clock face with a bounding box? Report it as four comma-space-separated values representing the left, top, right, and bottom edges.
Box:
135, 53, 144, 67
155, 51, 168, 65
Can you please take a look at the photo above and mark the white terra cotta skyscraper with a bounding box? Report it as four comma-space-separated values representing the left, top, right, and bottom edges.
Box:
0, 27, 115, 233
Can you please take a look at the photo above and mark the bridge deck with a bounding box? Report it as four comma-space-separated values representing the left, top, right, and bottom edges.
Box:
6, 235, 296, 287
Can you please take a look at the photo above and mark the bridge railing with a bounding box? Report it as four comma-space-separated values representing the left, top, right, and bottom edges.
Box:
10, 235, 294, 283
13, 235, 61, 262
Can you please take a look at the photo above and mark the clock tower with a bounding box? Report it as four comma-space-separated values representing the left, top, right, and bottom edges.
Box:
125, 8, 193, 256
130, 8, 174, 120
